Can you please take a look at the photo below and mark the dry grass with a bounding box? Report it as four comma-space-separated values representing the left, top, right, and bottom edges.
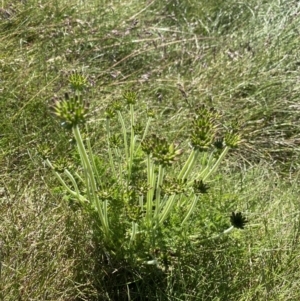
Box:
1, 0, 300, 300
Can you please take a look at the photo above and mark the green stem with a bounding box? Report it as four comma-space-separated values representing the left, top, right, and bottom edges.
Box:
118, 110, 129, 164
190, 226, 235, 244
73, 127, 94, 203
64, 169, 82, 202
87, 136, 102, 188
142, 117, 152, 141
146, 155, 156, 228
45, 159, 87, 204
73, 125, 97, 193
202, 146, 230, 181
105, 119, 117, 180
129, 222, 138, 245
196, 151, 215, 180
154, 165, 164, 219
128, 104, 135, 178
73, 125, 109, 236
158, 194, 177, 225
178, 149, 198, 180
181, 195, 198, 226
135, 117, 152, 154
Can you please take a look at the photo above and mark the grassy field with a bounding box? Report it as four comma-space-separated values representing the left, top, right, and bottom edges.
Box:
1, 0, 300, 300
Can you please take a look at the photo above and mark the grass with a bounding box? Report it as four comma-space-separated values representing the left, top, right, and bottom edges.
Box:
1, 0, 300, 300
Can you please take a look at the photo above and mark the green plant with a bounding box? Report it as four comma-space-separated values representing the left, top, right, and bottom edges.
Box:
3, 0, 300, 300
45, 72, 241, 265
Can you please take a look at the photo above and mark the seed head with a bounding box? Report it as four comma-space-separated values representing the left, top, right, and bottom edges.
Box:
68, 71, 88, 92
161, 177, 187, 195
193, 180, 209, 194
190, 105, 219, 151
105, 100, 122, 119
51, 93, 89, 129
224, 131, 241, 148
123, 90, 137, 105
230, 212, 248, 229
141, 134, 183, 166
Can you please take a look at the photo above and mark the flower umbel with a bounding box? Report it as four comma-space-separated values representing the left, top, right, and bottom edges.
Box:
105, 100, 122, 119
51, 93, 89, 129
69, 71, 87, 92
193, 180, 209, 194
190, 105, 219, 151
141, 134, 183, 166
224, 131, 241, 148
230, 212, 248, 229
213, 137, 224, 150
123, 90, 137, 105
224, 120, 242, 148
161, 177, 187, 195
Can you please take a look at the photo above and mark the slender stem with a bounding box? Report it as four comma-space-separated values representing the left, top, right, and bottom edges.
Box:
73, 125, 97, 193
135, 116, 152, 154
196, 151, 215, 180
87, 136, 102, 188
203, 146, 230, 181
105, 119, 117, 180
178, 149, 198, 180
190, 226, 235, 244
73, 125, 109, 236
45, 159, 87, 204
181, 195, 198, 226
183, 151, 199, 180
158, 194, 177, 225
72, 127, 91, 201
142, 117, 152, 141
74, 171, 84, 184
103, 199, 108, 230
146, 155, 156, 228
128, 104, 135, 179
154, 165, 164, 219
129, 222, 138, 245
64, 169, 82, 202
187, 150, 215, 186
139, 194, 144, 209
118, 110, 129, 163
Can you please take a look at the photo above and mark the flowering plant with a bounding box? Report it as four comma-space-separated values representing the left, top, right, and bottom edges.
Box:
45, 72, 244, 263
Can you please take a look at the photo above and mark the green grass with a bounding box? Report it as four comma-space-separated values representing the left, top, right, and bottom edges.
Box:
1, 0, 300, 300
